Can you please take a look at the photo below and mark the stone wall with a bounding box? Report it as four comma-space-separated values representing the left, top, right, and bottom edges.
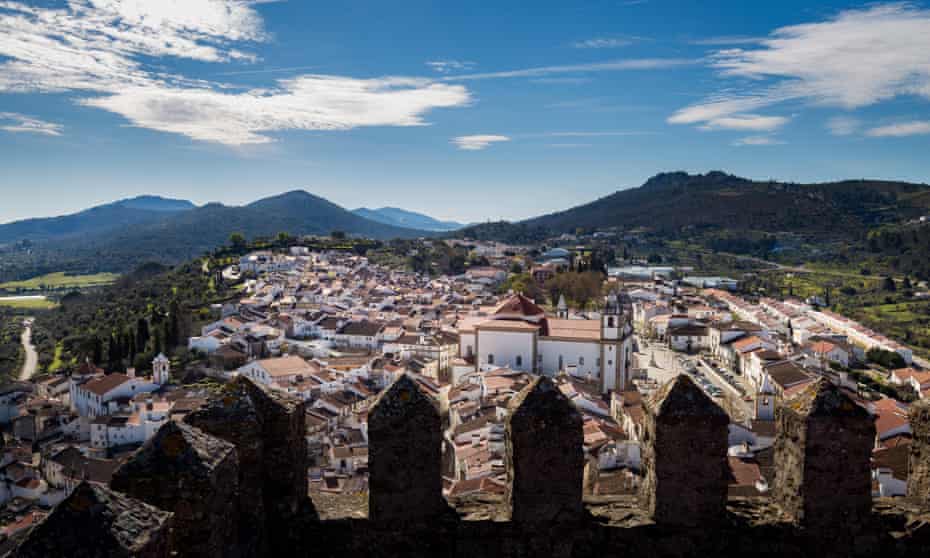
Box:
12, 373, 930, 558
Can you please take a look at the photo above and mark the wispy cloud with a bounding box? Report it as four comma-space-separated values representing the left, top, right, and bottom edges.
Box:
689, 36, 765, 46
0, 112, 63, 136
826, 116, 860, 136
539, 130, 653, 137
866, 120, 930, 137
732, 135, 785, 146
697, 114, 789, 132
426, 60, 476, 73
572, 37, 642, 49
443, 58, 694, 81
452, 134, 510, 151
0, 1, 471, 145
670, 5, 930, 133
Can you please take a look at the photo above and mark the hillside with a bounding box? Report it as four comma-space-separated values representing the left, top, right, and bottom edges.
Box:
353, 207, 465, 232
0, 195, 196, 243
458, 172, 930, 245
0, 191, 427, 281
524, 171, 930, 236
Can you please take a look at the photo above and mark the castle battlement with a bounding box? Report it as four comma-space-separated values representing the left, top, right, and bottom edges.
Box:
12, 374, 930, 558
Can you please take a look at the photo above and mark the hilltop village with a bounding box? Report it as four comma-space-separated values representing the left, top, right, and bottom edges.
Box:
0, 238, 926, 548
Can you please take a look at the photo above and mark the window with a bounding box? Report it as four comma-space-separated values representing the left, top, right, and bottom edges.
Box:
607, 317, 615, 328
488, 354, 495, 365
579, 357, 585, 366
516, 355, 523, 367
558, 355, 564, 370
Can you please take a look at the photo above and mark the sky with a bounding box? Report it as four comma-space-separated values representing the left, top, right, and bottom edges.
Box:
2, 1, 930, 225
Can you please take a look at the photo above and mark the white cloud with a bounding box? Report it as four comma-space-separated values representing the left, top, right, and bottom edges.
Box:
572, 37, 639, 49
697, 114, 788, 132
670, 5, 930, 130
826, 116, 860, 136
444, 58, 694, 81
866, 120, 930, 137
0, 1, 471, 145
732, 135, 785, 146
0, 112, 63, 135
452, 135, 510, 151
425, 60, 475, 73
82, 77, 471, 145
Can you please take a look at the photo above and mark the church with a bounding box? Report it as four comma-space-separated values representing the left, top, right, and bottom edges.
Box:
457, 293, 634, 394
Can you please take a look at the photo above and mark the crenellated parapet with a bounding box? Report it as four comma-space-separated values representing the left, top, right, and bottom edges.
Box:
13, 374, 930, 558
774, 378, 875, 528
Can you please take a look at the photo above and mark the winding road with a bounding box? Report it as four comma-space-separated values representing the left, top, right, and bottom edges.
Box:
19, 318, 37, 381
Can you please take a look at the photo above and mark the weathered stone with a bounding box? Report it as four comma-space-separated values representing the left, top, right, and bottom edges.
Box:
185, 376, 311, 556
775, 378, 875, 527
369, 373, 448, 522
506, 376, 584, 522
14, 482, 172, 558
640, 374, 729, 527
908, 398, 930, 508
110, 421, 238, 558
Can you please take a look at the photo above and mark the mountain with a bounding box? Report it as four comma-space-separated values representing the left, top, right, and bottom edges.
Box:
458, 171, 930, 243
0, 190, 430, 281
352, 207, 465, 232
0, 195, 196, 244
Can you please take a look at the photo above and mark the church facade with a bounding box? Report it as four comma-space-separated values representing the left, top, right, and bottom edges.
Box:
458, 294, 634, 394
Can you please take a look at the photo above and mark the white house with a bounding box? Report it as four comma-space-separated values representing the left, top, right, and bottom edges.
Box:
70, 373, 159, 418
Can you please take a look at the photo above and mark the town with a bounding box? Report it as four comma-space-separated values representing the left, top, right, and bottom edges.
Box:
0, 234, 926, 549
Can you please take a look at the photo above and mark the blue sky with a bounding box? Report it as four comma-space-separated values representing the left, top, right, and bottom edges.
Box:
2, 1, 930, 224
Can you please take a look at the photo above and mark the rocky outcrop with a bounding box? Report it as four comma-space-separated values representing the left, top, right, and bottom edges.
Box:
110, 421, 238, 558
14, 482, 172, 557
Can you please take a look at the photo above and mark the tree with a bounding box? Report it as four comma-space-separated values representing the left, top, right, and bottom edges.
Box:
136, 317, 150, 354
882, 276, 897, 292
166, 300, 182, 349
229, 232, 247, 250
331, 230, 347, 240
86, 336, 102, 366
500, 273, 545, 305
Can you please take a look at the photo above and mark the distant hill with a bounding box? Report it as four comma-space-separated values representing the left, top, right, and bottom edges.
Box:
0, 191, 428, 281
353, 207, 465, 231
0, 195, 196, 243
459, 171, 930, 243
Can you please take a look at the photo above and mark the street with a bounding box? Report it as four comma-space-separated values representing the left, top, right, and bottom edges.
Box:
633, 336, 753, 423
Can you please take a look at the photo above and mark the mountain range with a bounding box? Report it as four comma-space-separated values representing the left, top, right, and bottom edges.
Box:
458, 171, 930, 244
3, 171, 930, 282
352, 207, 465, 232
0, 191, 434, 282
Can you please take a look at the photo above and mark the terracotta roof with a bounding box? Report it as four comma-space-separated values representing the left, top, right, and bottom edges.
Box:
256, 356, 316, 378
544, 318, 601, 340
82, 373, 131, 397
475, 320, 539, 332
492, 294, 544, 318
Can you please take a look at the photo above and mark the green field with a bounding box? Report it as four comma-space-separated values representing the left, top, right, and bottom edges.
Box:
0, 272, 120, 291
0, 298, 58, 310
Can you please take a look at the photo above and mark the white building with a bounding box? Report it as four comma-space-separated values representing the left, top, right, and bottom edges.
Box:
458, 294, 634, 394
